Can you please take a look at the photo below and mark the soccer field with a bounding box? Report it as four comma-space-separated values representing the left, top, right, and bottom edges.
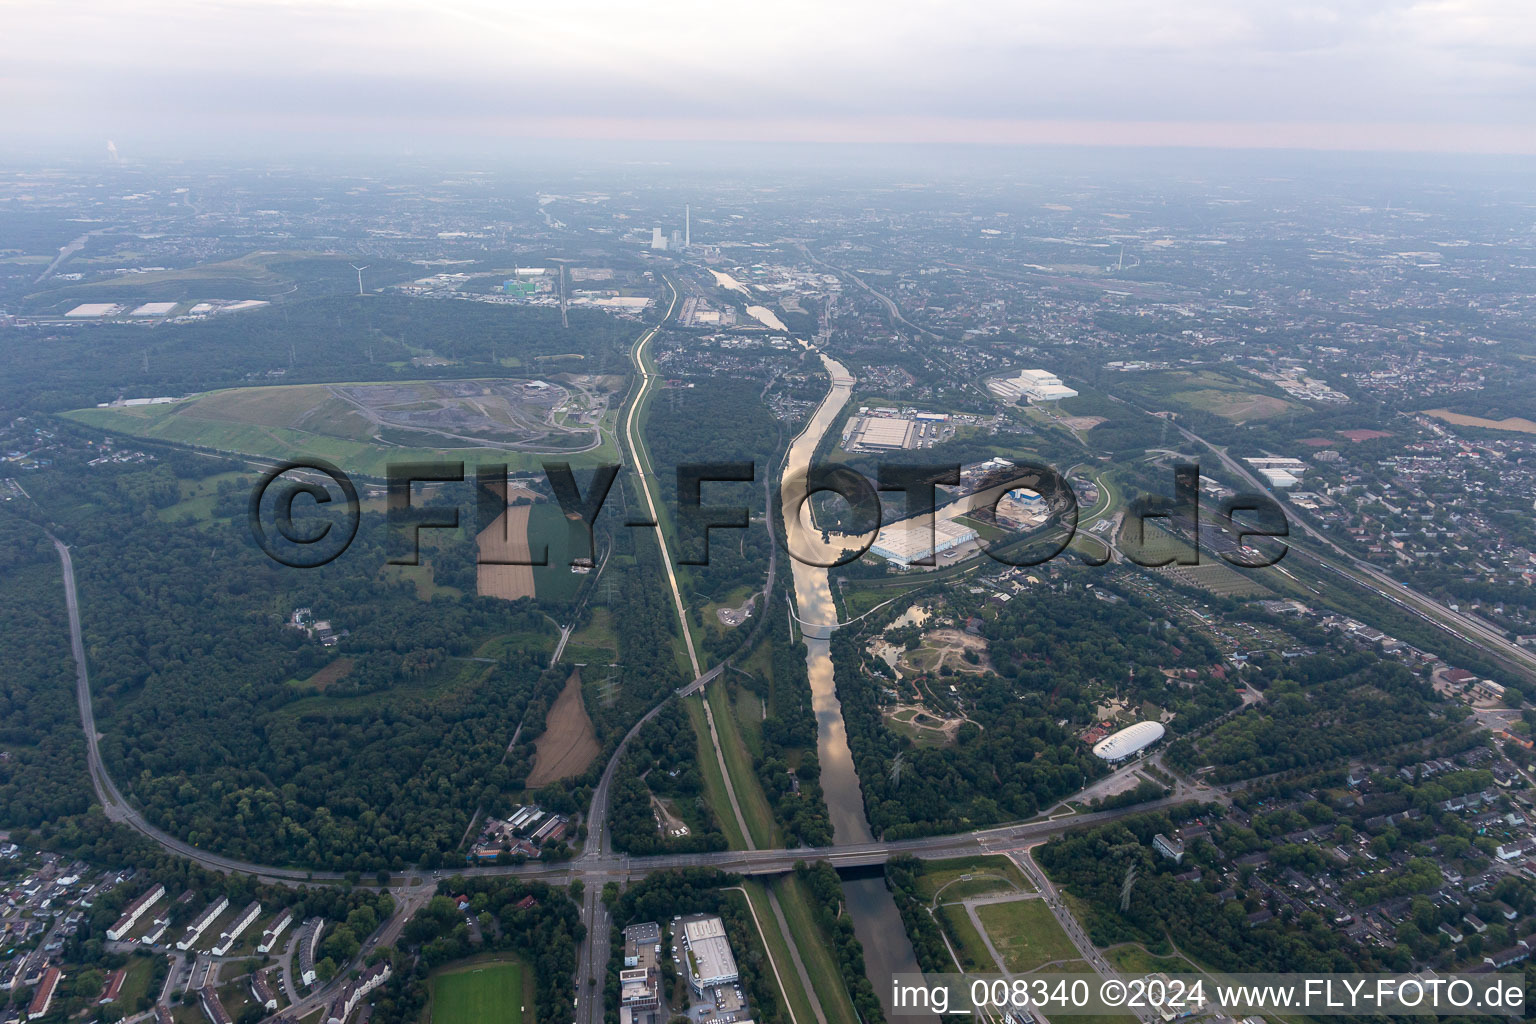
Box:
429, 960, 527, 1024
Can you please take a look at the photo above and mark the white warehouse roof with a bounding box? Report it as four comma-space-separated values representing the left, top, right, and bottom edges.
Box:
1092, 721, 1166, 761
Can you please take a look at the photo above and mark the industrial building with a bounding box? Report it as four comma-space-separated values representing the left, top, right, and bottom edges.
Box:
848, 415, 916, 450
680, 915, 739, 997
987, 368, 1078, 403
1091, 721, 1166, 762
870, 517, 979, 568
1245, 457, 1307, 490
993, 488, 1046, 529
64, 303, 124, 318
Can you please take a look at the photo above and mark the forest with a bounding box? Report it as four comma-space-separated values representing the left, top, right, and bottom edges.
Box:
2, 455, 566, 869
739, 597, 834, 848
0, 513, 92, 828
1169, 652, 1460, 783
644, 374, 779, 620
830, 582, 1235, 838
2, 295, 638, 420
607, 701, 729, 856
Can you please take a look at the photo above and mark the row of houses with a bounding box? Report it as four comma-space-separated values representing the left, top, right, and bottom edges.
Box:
177, 896, 229, 951
324, 962, 391, 1024
105, 883, 165, 941
258, 908, 295, 954
297, 917, 326, 987
211, 901, 262, 956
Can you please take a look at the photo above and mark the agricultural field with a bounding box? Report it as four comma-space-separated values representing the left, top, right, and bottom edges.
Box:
477, 504, 536, 601
526, 669, 600, 787
426, 957, 531, 1024
65, 376, 618, 478
288, 657, 355, 692
562, 607, 617, 666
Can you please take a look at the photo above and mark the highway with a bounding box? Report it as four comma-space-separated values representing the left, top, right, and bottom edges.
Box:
47, 287, 1424, 1024
1158, 416, 1536, 680
52, 513, 1200, 877
53, 516, 1231, 1024
620, 273, 702, 678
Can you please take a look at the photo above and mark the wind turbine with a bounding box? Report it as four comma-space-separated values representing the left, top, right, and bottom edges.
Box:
351, 265, 369, 296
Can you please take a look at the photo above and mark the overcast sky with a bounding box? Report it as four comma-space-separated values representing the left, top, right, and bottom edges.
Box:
4, 0, 1534, 155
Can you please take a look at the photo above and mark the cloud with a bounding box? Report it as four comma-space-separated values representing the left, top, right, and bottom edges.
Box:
2, 0, 1533, 151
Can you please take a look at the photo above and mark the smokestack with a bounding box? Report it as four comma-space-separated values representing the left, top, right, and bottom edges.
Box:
685, 204, 690, 248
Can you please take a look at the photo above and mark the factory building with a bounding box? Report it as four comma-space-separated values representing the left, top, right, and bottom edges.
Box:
987, 368, 1079, 403
869, 517, 978, 568
849, 415, 916, 450
681, 916, 739, 997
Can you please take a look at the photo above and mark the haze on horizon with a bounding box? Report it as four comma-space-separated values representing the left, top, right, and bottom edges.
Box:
2, 0, 1535, 156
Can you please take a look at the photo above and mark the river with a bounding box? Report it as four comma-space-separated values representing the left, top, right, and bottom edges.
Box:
778, 345, 933, 1021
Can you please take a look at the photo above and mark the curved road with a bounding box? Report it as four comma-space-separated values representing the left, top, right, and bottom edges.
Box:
53, 522, 1206, 883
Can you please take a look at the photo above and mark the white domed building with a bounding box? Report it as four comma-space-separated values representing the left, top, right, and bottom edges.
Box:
1091, 721, 1165, 763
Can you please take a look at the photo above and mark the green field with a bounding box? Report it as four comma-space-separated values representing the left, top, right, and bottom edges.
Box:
115, 955, 159, 1010
918, 855, 1034, 903
65, 378, 619, 479
741, 881, 827, 1024
684, 697, 749, 850
1104, 944, 1200, 976
771, 876, 862, 1024
706, 680, 778, 848
1123, 369, 1298, 423
427, 958, 531, 1024
975, 898, 1080, 973
935, 903, 993, 972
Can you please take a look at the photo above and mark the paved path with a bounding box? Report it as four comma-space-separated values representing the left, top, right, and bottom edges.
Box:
764, 885, 828, 1024
726, 886, 804, 1024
